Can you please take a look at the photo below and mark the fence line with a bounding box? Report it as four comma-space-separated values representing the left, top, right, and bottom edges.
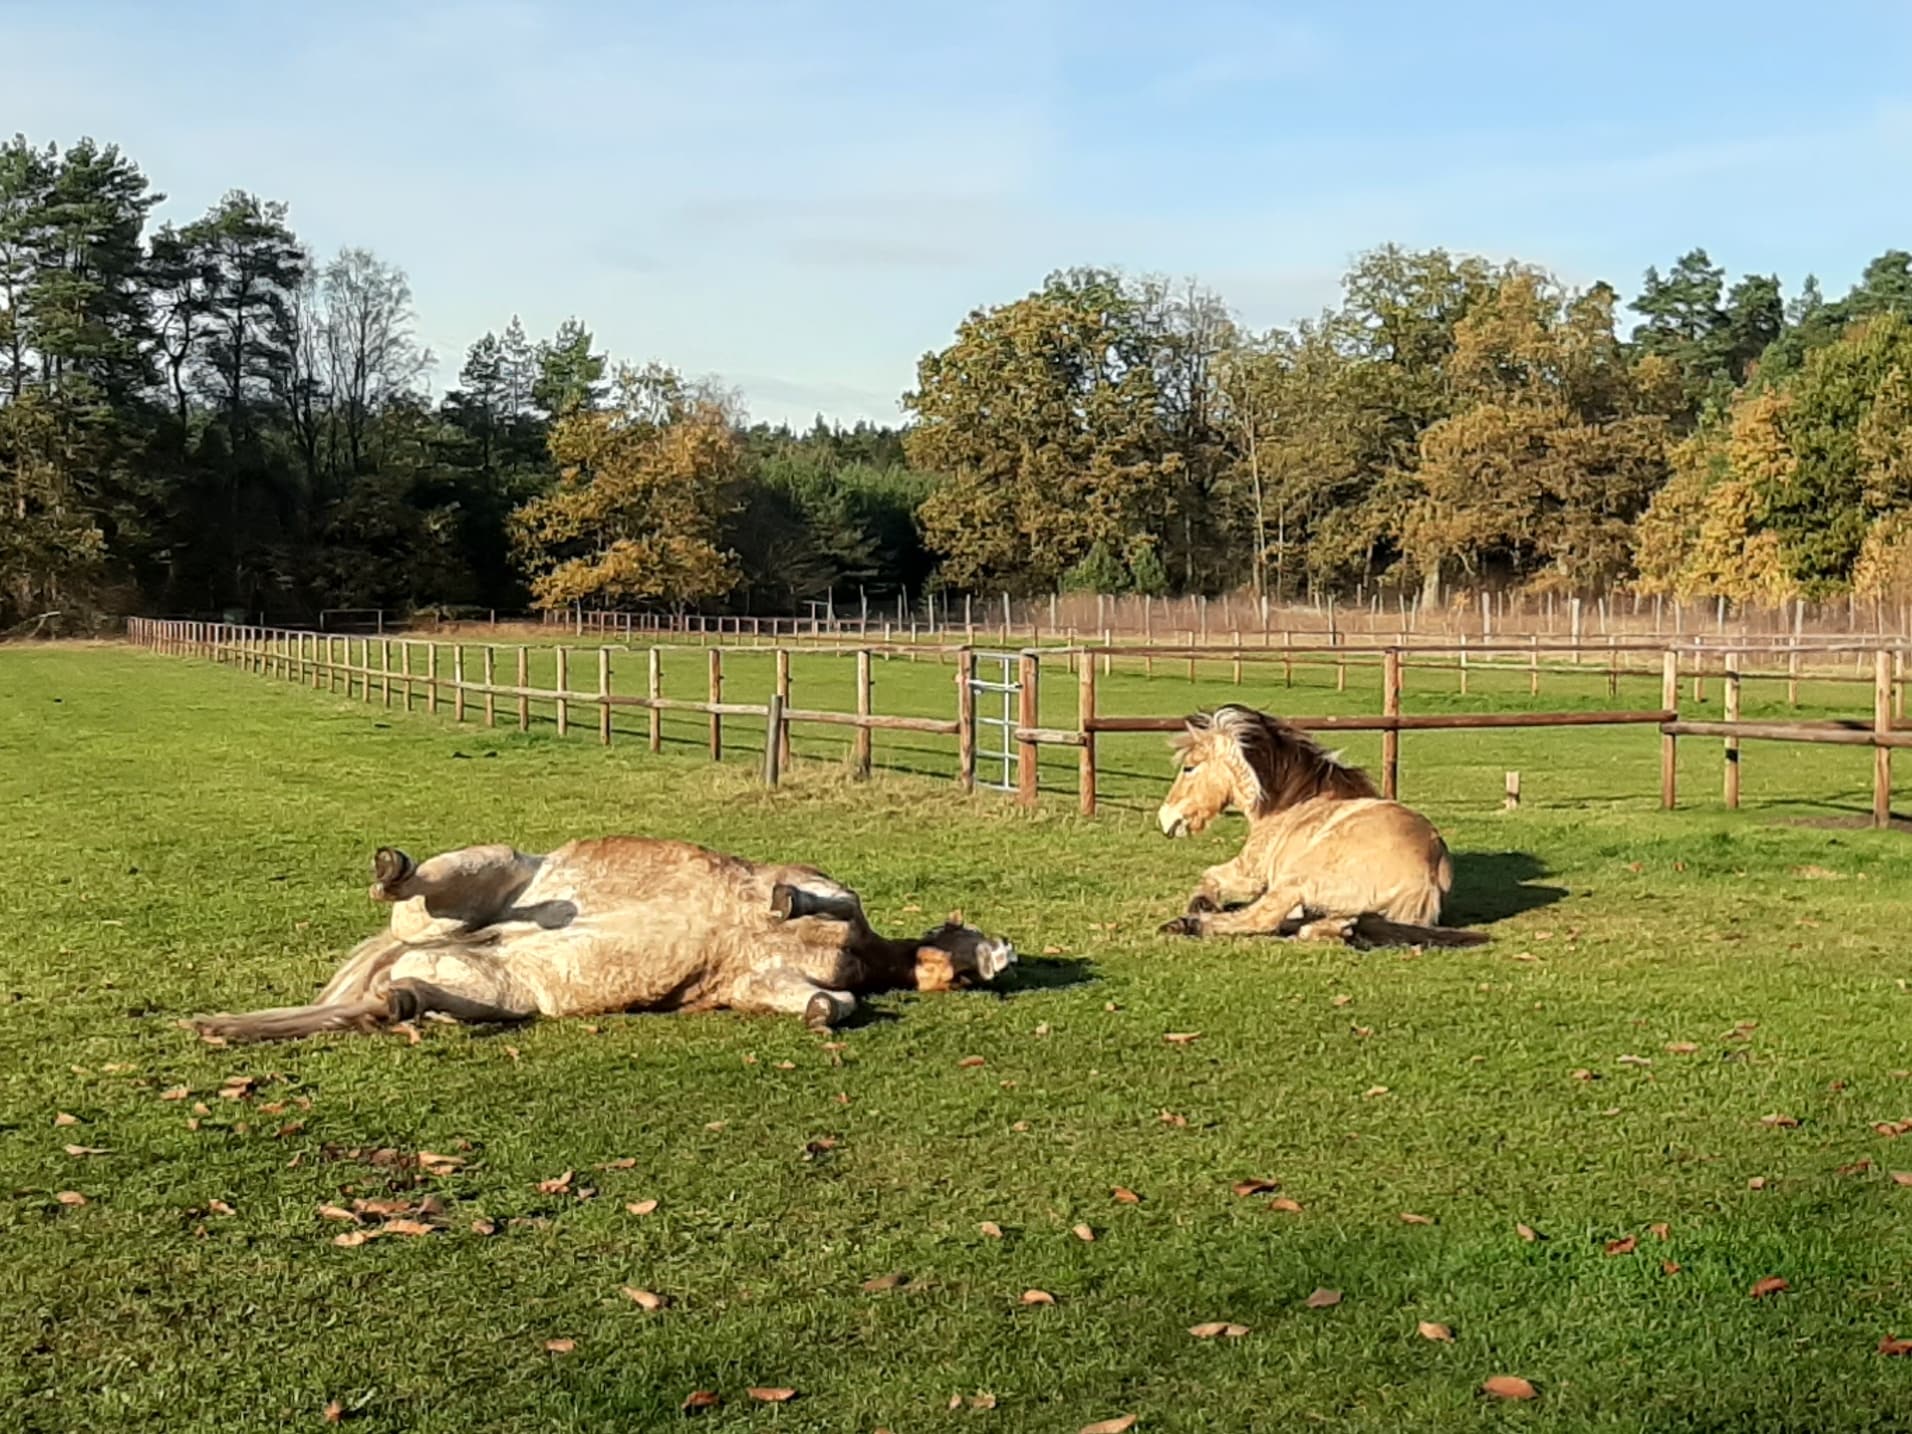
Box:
125, 619, 1906, 828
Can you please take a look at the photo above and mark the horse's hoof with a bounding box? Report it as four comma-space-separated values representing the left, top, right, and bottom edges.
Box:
976, 938, 1016, 981
371, 847, 415, 899
1185, 893, 1218, 915
770, 883, 802, 920
803, 991, 842, 1031
1158, 915, 1202, 937
386, 986, 422, 1022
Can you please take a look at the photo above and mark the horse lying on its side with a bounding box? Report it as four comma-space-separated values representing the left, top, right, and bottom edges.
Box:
189, 837, 1017, 1042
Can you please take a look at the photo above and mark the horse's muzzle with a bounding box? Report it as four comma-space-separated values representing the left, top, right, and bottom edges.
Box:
1157, 806, 1190, 838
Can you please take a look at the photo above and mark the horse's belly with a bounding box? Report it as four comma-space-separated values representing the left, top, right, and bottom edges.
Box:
1259, 801, 1445, 919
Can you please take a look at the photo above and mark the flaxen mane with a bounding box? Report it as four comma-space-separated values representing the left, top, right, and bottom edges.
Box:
1180, 704, 1378, 815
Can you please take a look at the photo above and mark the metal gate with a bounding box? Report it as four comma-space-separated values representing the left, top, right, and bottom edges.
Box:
968, 651, 1021, 792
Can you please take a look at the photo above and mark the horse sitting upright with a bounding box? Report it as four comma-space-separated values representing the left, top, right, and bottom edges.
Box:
1155, 705, 1485, 947
189, 837, 1017, 1042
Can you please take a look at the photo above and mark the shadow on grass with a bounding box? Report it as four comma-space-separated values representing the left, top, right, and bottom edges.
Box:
1445, 849, 1569, 925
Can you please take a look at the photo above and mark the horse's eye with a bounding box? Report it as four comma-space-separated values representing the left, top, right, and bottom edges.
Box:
1181, 765, 1196, 775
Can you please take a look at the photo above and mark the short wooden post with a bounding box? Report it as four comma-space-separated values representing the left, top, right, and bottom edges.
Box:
1607, 634, 1619, 698
1876, 649, 1894, 829
516, 648, 530, 732
1078, 651, 1098, 816
555, 645, 570, 736
764, 695, 784, 787
1231, 631, 1242, 685
1017, 650, 1039, 807
361, 639, 373, 703
1102, 627, 1112, 677
1787, 645, 1800, 707
1504, 771, 1520, 810
425, 643, 437, 713
1898, 649, 1906, 722
1458, 633, 1469, 696
1530, 633, 1540, 696
381, 640, 392, 706
453, 645, 467, 722
331, 636, 343, 695
1381, 647, 1402, 800
1723, 652, 1741, 809
853, 649, 873, 779
1661, 648, 1679, 810
598, 648, 613, 746
1335, 634, 1346, 692
400, 641, 413, 707
707, 648, 722, 761
482, 647, 496, 726
957, 648, 977, 792
647, 648, 662, 752
774, 649, 793, 770
1282, 636, 1293, 688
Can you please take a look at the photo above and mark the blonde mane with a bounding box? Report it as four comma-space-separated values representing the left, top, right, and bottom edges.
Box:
1178, 705, 1378, 816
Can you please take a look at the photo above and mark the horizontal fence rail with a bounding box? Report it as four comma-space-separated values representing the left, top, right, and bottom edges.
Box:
123, 619, 1908, 828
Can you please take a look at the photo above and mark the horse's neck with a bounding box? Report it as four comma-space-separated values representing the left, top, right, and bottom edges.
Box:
850, 935, 925, 992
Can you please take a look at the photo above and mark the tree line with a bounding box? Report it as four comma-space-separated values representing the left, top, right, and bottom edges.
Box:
7, 132, 1912, 633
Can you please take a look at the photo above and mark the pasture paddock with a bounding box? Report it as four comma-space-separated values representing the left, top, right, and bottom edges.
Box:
6, 645, 1912, 1430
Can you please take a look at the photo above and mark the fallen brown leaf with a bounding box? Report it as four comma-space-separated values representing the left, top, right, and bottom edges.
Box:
1020, 1289, 1056, 1306
1304, 1287, 1342, 1309
53, 1112, 78, 1127
1163, 1032, 1202, 1045
1232, 1178, 1279, 1197
1761, 1113, 1800, 1129
416, 1150, 463, 1174
322, 1397, 344, 1423
1157, 1110, 1187, 1127
1331, 993, 1353, 1007
1665, 1042, 1699, 1055
1661, 1260, 1682, 1275
544, 1338, 576, 1354
1079, 1418, 1137, 1434
1605, 1236, 1637, 1256
1838, 1160, 1874, 1176
1041, 944, 1065, 956
1399, 1212, 1434, 1225
536, 1171, 573, 1195
625, 1198, 659, 1215
469, 1218, 497, 1236
332, 1230, 376, 1248
1893, 1172, 1912, 1187
1749, 1276, 1790, 1299
1362, 1085, 1390, 1099
1515, 1222, 1540, 1242
1879, 1335, 1912, 1356
681, 1390, 719, 1413
207, 1199, 236, 1217
1748, 1176, 1769, 1190
1188, 1321, 1250, 1338
63, 1144, 108, 1157
159, 1086, 190, 1101
1268, 1197, 1304, 1213
862, 1272, 909, 1292
1417, 1320, 1453, 1342
1571, 1068, 1597, 1082
748, 1387, 797, 1403
318, 1204, 358, 1222
1482, 1375, 1537, 1401
621, 1287, 667, 1310
1649, 1222, 1671, 1241
1072, 1223, 1095, 1242
979, 1221, 1004, 1238
1112, 1186, 1141, 1205
595, 1157, 636, 1170
967, 1393, 998, 1410
957, 1055, 986, 1069
54, 1190, 86, 1207
380, 1218, 434, 1237
1618, 1054, 1652, 1067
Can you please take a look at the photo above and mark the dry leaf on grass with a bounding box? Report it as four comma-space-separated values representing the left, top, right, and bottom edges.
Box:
1268, 1197, 1303, 1213
1112, 1187, 1142, 1205
1162, 1032, 1202, 1045
621, 1287, 667, 1310
1481, 1375, 1536, 1401
1750, 1276, 1790, 1299
536, 1170, 574, 1195
1515, 1222, 1540, 1242
1072, 1223, 1095, 1242
626, 1199, 659, 1216
1188, 1321, 1249, 1339
469, 1218, 497, 1236
1892, 1172, 1912, 1187
1838, 1160, 1873, 1176
1604, 1236, 1638, 1256
596, 1157, 636, 1170
160, 1086, 190, 1101
54, 1190, 86, 1207
1649, 1222, 1671, 1241
62, 1145, 108, 1157
1571, 1069, 1597, 1082
1618, 1054, 1651, 1067
1079, 1417, 1136, 1434
380, 1218, 434, 1237
1399, 1212, 1434, 1225
1665, 1042, 1699, 1055
1748, 1176, 1769, 1190
332, 1230, 376, 1248
1232, 1178, 1279, 1197
1761, 1113, 1800, 1129
1304, 1288, 1342, 1309
207, 1199, 236, 1217
53, 1112, 78, 1127
1879, 1335, 1912, 1356
1662, 1260, 1682, 1275
861, 1272, 909, 1293
967, 1393, 998, 1410
748, 1387, 797, 1403
544, 1338, 576, 1354
416, 1151, 463, 1175
318, 1205, 358, 1223
322, 1397, 344, 1423
1331, 994, 1353, 1008
979, 1221, 1004, 1238
1417, 1321, 1453, 1342
681, 1390, 719, 1413
1020, 1289, 1057, 1306
1362, 1085, 1390, 1099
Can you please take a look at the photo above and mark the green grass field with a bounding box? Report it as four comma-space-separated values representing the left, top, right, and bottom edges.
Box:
6, 642, 1912, 1432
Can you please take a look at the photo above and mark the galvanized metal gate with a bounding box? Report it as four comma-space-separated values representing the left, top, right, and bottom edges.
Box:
968, 651, 1021, 792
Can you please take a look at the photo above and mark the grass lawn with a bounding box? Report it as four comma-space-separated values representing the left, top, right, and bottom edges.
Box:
6, 641, 1912, 1431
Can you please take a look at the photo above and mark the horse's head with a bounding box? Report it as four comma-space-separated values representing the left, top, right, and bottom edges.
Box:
910, 921, 1017, 991
1158, 705, 1378, 837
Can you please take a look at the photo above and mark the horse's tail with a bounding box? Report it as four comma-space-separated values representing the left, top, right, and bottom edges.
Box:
187, 997, 393, 1044
1352, 914, 1489, 948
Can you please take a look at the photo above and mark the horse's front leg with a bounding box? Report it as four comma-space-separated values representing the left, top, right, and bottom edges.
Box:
732, 965, 857, 1031
1182, 858, 1266, 917
370, 844, 539, 934
1162, 886, 1315, 940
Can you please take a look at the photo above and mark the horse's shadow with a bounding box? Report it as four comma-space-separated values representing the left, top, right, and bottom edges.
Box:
1444, 850, 1567, 925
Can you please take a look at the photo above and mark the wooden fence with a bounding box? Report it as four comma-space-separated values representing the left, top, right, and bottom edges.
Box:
125, 620, 1909, 828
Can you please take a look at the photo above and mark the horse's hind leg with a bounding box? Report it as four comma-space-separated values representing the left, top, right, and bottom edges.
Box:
768, 873, 864, 923
382, 948, 540, 1026
1163, 886, 1312, 939
732, 965, 857, 1030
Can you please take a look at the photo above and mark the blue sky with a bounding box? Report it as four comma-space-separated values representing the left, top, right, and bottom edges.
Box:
10, 1, 1912, 425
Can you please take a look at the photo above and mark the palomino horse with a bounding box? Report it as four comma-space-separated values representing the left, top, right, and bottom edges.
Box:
189, 837, 1017, 1042
1154, 705, 1484, 946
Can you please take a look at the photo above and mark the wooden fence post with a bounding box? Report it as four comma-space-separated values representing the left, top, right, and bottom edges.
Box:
1787, 645, 1800, 707
381, 640, 392, 707
647, 648, 662, 753
1017, 650, 1040, 807
1504, 771, 1520, 810
1607, 635, 1619, 698
707, 648, 722, 761
1530, 634, 1540, 696
598, 648, 613, 746
1231, 631, 1242, 685
1662, 648, 1679, 810
764, 695, 784, 788
1079, 651, 1098, 816
1723, 652, 1741, 809
425, 643, 437, 712
516, 648, 530, 732
1381, 647, 1402, 800
854, 649, 873, 779
453, 645, 467, 722
400, 641, 413, 707
483, 647, 496, 726
1876, 649, 1894, 829
957, 648, 977, 791
555, 645, 570, 736
360, 639, 373, 702
774, 649, 792, 771
1458, 633, 1469, 696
